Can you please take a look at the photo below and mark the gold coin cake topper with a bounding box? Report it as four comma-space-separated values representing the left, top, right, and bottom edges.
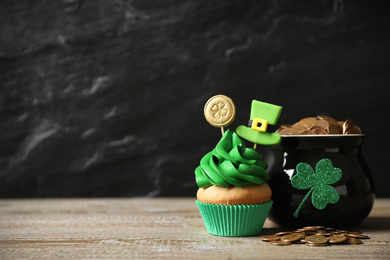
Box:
204, 95, 236, 135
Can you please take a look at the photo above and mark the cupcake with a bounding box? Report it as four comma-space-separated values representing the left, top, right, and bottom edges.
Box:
196, 97, 282, 236
195, 130, 273, 237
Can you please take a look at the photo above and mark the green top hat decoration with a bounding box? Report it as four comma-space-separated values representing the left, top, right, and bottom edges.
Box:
236, 100, 282, 146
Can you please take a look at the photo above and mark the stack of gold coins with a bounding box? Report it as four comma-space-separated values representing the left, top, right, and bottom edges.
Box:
276, 116, 362, 135
260, 226, 370, 246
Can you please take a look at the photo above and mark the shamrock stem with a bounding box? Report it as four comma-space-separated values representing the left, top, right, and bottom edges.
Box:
293, 187, 314, 218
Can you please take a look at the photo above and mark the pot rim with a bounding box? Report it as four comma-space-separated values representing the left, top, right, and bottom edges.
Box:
280, 134, 365, 138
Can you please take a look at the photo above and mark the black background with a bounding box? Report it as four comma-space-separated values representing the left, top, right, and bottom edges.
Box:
1, 0, 389, 197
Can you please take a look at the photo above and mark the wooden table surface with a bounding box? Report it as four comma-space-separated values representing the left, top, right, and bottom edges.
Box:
1, 198, 389, 259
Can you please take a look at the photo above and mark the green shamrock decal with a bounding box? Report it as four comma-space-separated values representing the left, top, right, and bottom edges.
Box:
291, 158, 342, 218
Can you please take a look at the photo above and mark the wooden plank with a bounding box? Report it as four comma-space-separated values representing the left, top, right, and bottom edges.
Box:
0, 198, 390, 259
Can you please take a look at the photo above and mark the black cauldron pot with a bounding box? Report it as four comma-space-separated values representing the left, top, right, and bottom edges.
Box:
266, 134, 375, 228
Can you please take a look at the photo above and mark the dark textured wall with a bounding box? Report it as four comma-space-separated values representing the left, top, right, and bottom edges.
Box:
1, 0, 389, 197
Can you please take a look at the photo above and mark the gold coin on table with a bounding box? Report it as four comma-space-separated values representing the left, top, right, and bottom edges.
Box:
328, 234, 348, 244
275, 231, 292, 236
280, 233, 304, 242
305, 242, 329, 247
302, 225, 324, 232
305, 235, 328, 244
347, 230, 362, 234
347, 233, 370, 239
345, 237, 363, 244
204, 95, 236, 127
314, 232, 333, 236
270, 240, 292, 246
260, 235, 280, 242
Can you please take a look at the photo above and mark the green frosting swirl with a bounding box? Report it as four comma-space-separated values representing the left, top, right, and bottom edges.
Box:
195, 129, 269, 188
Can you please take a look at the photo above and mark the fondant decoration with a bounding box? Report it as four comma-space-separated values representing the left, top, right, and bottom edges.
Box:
204, 95, 236, 135
291, 158, 342, 218
236, 100, 282, 145
195, 130, 269, 188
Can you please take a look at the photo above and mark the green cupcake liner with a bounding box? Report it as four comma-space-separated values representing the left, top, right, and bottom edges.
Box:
196, 200, 273, 237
